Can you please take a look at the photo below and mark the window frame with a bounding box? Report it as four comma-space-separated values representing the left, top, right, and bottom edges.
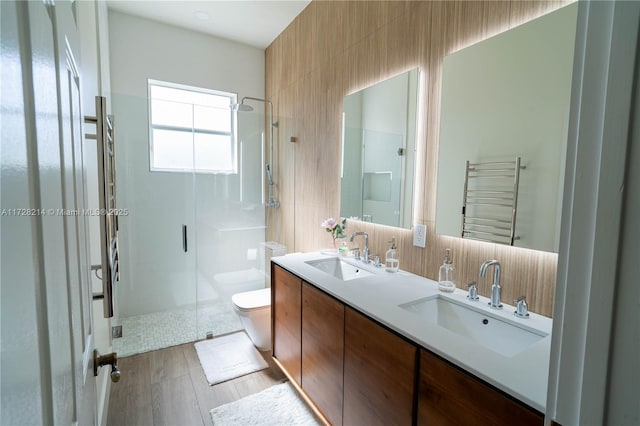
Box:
147, 79, 238, 174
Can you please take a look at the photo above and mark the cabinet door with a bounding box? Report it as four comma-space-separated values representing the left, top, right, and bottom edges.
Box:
344, 307, 418, 426
272, 265, 302, 385
417, 350, 543, 426
302, 282, 344, 426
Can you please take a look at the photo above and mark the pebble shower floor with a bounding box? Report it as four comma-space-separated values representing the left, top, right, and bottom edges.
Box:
112, 299, 243, 357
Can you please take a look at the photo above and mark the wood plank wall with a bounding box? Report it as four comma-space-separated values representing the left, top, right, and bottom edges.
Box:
265, 0, 572, 317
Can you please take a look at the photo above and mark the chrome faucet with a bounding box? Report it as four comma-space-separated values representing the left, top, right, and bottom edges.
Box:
465, 281, 479, 301
479, 260, 502, 309
350, 231, 369, 263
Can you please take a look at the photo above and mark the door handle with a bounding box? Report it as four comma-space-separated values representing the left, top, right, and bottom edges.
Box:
182, 225, 188, 253
94, 350, 120, 383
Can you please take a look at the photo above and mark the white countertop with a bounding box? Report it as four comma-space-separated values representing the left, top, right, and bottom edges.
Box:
272, 251, 553, 412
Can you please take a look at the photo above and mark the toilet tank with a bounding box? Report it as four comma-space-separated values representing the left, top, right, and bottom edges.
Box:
260, 241, 286, 286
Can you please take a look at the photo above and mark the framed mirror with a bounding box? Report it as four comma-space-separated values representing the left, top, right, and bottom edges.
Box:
340, 68, 419, 229
435, 4, 578, 252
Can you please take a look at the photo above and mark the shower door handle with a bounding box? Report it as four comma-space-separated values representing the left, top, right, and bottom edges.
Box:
182, 225, 188, 253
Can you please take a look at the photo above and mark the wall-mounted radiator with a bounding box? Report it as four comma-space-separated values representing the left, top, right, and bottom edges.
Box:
85, 96, 118, 318
461, 157, 523, 245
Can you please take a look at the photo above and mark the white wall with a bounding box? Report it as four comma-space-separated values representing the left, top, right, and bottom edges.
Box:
108, 10, 266, 317
435, 4, 577, 252
109, 10, 264, 99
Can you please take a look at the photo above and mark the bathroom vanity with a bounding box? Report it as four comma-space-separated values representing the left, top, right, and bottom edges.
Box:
271, 253, 552, 425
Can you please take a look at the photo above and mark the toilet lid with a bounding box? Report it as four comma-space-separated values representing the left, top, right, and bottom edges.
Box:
232, 288, 271, 311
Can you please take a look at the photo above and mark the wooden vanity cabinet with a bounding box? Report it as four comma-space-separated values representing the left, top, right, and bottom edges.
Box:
343, 307, 418, 426
417, 349, 544, 426
272, 264, 543, 426
301, 282, 344, 426
272, 265, 302, 385
272, 266, 345, 424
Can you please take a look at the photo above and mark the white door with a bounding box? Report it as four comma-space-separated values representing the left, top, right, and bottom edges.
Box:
1, 1, 97, 424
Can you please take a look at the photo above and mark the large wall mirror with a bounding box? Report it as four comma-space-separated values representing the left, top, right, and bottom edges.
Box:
341, 68, 419, 229
435, 4, 578, 253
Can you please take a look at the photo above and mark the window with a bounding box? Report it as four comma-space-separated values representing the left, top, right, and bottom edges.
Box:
148, 80, 237, 173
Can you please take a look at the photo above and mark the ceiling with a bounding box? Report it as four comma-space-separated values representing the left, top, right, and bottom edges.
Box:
107, 0, 311, 49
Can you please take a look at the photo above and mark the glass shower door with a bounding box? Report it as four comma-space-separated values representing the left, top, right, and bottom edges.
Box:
111, 92, 198, 357
111, 88, 268, 356
195, 105, 267, 339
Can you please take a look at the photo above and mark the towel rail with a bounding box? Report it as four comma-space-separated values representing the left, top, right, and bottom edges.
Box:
463, 222, 512, 232
466, 190, 514, 194
84, 96, 118, 318
462, 229, 512, 239
461, 157, 523, 245
463, 216, 513, 225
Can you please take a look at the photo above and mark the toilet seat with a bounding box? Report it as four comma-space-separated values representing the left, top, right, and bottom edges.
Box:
232, 288, 271, 312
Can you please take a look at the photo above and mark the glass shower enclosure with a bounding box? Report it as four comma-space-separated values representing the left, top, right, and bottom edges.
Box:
111, 85, 268, 357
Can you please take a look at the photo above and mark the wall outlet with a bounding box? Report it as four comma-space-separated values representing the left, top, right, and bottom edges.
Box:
413, 223, 427, 248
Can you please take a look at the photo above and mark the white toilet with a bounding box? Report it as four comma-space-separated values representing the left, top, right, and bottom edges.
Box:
232, 288, 271, 351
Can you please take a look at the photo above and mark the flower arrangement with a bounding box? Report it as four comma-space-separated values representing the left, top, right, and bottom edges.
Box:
321, 217, 347, 247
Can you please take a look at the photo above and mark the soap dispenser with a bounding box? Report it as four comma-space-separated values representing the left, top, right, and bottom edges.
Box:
385, 237, 399, 273
438, 249, 456, 292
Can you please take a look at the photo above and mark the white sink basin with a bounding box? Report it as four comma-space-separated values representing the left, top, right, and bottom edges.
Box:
399, 296, 547, 357
305, 257, 374, 281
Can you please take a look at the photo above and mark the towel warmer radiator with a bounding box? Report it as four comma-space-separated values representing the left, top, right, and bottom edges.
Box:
85, 96, 118, 318
461, 157, 523, 245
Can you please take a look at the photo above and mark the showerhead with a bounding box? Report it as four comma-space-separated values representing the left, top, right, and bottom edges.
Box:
230, 102, 254, 112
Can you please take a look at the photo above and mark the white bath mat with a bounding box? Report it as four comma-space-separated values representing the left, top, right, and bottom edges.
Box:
194, 332, 268, 385
210, 382, 321, 426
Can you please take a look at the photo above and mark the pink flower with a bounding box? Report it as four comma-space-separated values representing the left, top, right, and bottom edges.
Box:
321, 218, 338, 230
321, 217, 348, 242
